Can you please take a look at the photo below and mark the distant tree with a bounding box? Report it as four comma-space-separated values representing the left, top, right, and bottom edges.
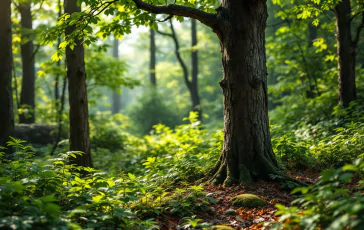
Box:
132, 0, 281, 185
65, 0, 93, 168
17, 0, 36, 123
157, 20, 202, 121
190, 19, 202, 121
112, 37, 121, 114
0, 0, 14, 149
149, 29, 156, 86
334, 0, 363, 107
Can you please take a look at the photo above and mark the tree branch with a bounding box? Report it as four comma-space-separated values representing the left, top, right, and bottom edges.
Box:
132, 0, 218, 30
157, 20, 191, 89
155, 30, 173, 37
353, 12, 364, 48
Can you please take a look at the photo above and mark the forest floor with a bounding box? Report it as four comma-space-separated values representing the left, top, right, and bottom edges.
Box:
156, 169, 320, 230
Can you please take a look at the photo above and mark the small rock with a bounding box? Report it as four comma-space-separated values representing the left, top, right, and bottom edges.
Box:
224, 208, 236, 216
231, 194, 268, 208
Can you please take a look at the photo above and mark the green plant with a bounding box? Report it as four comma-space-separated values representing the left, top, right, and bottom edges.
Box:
182, 215, 212, 229
270, 155, 364, 230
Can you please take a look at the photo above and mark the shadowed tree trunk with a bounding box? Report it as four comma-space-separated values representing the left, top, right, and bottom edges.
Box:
211, 1, 279, 185
191, 19, 202, 121
65, 0, 93, 168
132, 0, 281, 185
18, 2, 35, 123
334, 0, 363, 107
150, 29, 157, 86
112, 37, 121, 114
0, 0, 14, 150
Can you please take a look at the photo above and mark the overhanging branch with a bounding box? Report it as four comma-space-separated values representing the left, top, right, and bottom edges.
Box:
132, 0, 218, 29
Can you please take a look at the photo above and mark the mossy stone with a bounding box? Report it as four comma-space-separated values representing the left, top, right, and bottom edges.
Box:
212, 225, 233, 230
231, 194, 267, 208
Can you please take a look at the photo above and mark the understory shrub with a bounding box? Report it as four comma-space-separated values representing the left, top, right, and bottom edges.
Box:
270, 155, 364, 230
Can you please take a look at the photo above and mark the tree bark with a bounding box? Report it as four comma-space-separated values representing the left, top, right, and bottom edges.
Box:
211, 0, 279, 185
18, 2, 36, 124
150, 29, 157, 86
65, 0, 93, 168
0, 0, 14, 150
112, 37, 121, 114
191, 19, 202, 121
335, 0, 356, 107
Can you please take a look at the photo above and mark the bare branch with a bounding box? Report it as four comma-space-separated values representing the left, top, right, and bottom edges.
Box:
156, 14, 173, 22
350, 10, 364, 22
155, 30, 173, 37
132, 0, 218, 29
353, 12, 364, 48
157, 20, 191, 88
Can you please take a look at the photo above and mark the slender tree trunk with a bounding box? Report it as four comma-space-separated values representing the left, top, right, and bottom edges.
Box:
55, 0, 62, 122
335, 0, 356, 107
150, 29, 157, 86
18, 2, 35, 123
191, 19, 202, 121
306, 22, 319, 98
308, 23, 317, 47
112, 37, 121, 114
65, 0, 93, 168
211, 0, 279, 185
0, 0, 14, 149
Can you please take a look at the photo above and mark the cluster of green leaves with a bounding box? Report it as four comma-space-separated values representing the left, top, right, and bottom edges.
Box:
270, 155, 364, 230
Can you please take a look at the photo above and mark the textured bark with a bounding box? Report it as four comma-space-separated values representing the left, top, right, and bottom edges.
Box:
150, 29, 157, 86
18, 2, 36, 124
0, 0, 14, 149
191, 19, 202, 121
211, 0, 279, 185
112, 37, 121, 114
65, 0, 93, 168
335, 0, 356, 107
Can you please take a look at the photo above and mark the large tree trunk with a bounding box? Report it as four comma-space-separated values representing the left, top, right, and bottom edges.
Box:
150, 29, 157, 86
0, 0, 14, 150
335, 0, 356, 107
191, 19, 202, 121
65, 0, 93, 168
18, 2, 35, 124
112, 37, 121, 114
211, 0, 279, 185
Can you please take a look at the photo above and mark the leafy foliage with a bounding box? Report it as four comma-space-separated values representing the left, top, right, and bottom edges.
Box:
271, 155, 364, 230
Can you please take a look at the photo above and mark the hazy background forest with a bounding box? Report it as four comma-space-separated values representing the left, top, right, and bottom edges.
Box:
0, 0, 364, 229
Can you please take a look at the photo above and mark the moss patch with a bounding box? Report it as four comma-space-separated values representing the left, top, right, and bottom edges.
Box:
231, 194, 267, 208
